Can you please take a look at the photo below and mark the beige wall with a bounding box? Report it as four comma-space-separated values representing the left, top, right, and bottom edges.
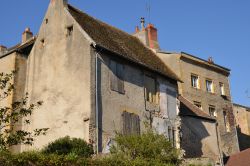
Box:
22, 1, 92, 151
0, 53, 17, 107
157, 52, 239, 156
233, 104, 250, 150
181, 116, 221, 163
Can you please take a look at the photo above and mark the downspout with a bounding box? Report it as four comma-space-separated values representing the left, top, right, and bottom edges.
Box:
95, 50, 99, 153
215, 121, 224, 166
94, 45, 103, 154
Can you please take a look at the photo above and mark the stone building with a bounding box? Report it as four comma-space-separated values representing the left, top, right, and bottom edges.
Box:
233, 103, 250, 151
156, 51, 239, 158
0, 0, 181, 153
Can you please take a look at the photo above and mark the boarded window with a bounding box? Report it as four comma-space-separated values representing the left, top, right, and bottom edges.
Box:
145, 75, 157, 103
122, 111, 140, 135
167, 88, 177, 118
110, 60, 124, 93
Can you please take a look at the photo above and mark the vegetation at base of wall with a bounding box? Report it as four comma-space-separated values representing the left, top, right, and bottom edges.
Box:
42, 136, 94, 157
110, 130, 181, 165
0, 132, 182, 166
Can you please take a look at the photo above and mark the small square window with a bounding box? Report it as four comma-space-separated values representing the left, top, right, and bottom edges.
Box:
66, 26, 73, 36
206, 79, 214, 93
191, 74, 199, 89
209, 105, 217, 117
194, 101, 202, 109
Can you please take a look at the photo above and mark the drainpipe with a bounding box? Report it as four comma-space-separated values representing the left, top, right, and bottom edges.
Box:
95, 51, 99, 153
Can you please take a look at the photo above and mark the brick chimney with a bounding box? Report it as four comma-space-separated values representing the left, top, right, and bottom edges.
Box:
146, 23, 159, 50
0, 45, 7, 55
22, 28, 33, 43
133, 18, 160, 50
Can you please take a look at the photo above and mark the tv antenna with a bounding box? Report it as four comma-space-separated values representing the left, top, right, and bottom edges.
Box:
146, 0, 151, 23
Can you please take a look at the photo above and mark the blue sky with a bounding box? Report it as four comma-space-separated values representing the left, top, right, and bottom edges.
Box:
1, 0, 250, 106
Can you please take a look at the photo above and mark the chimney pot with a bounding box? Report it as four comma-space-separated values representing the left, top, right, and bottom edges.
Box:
208, 57, 214, 64
140, 17, 145, 30
0, 45, 7, 55
22, 27, 33, 43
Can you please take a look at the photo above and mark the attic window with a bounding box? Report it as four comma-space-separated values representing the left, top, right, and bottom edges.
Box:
40, 38, 45, 47
66, 25, 73, 37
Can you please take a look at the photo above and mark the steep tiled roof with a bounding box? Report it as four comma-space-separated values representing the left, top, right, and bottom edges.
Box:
67, 4, 181, 82
225, 148, 250, 166
178, 96, 216, 121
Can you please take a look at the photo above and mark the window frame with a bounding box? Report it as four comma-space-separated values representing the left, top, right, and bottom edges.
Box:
191, 74, 200, 89
206, 79, 214, 93
219, 82, 225, 96
209, 105, 217, 117
144, 75, 158, 104
194, 101, 202, 110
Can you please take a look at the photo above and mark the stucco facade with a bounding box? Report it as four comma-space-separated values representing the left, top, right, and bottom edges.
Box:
233, 104, 250, 151
0, 0, 181, 153
157, 51, 239, 159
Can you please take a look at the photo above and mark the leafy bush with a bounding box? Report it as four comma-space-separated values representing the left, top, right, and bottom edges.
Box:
108, 130, 182, 165
42, 136, 94, 157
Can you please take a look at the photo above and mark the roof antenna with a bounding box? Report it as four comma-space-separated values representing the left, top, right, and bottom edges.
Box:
146, 0, 151, 23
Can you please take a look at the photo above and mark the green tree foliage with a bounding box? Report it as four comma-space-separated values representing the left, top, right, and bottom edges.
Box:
108, 130, 182, 165
0, 72, 48, 150
42, 136, 94, 157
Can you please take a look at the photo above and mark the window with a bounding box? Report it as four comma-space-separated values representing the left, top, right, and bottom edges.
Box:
194, 101, 202, 109
206, 79, 214, 93
110, 60, 124, 94
66, 25, 73, 37
145, 75, 157, 103
223, 111, 230, 132
122, 111, 140, 135
191, 74, 199, 89
209, 105, 217, 117
220, 82, 225, 95
167, 126, 176, 147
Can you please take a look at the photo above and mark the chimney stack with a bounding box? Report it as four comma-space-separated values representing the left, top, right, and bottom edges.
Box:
22, 27, 33, 43
0, 45, 7, 55
133, 18, 159, 50
146, 23, 159, 50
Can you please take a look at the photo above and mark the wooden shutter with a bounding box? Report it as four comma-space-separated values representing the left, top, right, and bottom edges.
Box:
117, 63, 124, 93
110, 60, 118, 91
131, 114, 140, 135
122, 112, 140, 135
122, 111, 131, 135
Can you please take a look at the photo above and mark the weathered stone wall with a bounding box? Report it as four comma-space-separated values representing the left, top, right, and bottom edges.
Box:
181, 116, 221, 164
97, 51, 179, 152
0, 53, 17, 107
179, 57, 239, 156
233, 104, 250, 150
22, 1, 92, 151
157, 52, 239, 158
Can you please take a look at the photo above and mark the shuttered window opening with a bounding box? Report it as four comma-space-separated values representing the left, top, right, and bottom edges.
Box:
145, 75, 158, 103
110, 60, 125, 94
168, 126, 176, 147
122, 111, 140, 135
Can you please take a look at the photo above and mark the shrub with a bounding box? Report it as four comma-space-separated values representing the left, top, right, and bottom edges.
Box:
42, 136, 94, 157
109, 130, 181, 165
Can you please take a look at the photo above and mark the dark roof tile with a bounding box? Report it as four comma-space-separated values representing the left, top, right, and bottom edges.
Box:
67, 4, 181, 82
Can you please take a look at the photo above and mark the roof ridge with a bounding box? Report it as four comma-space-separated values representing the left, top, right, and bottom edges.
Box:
68, 4, 181, 82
